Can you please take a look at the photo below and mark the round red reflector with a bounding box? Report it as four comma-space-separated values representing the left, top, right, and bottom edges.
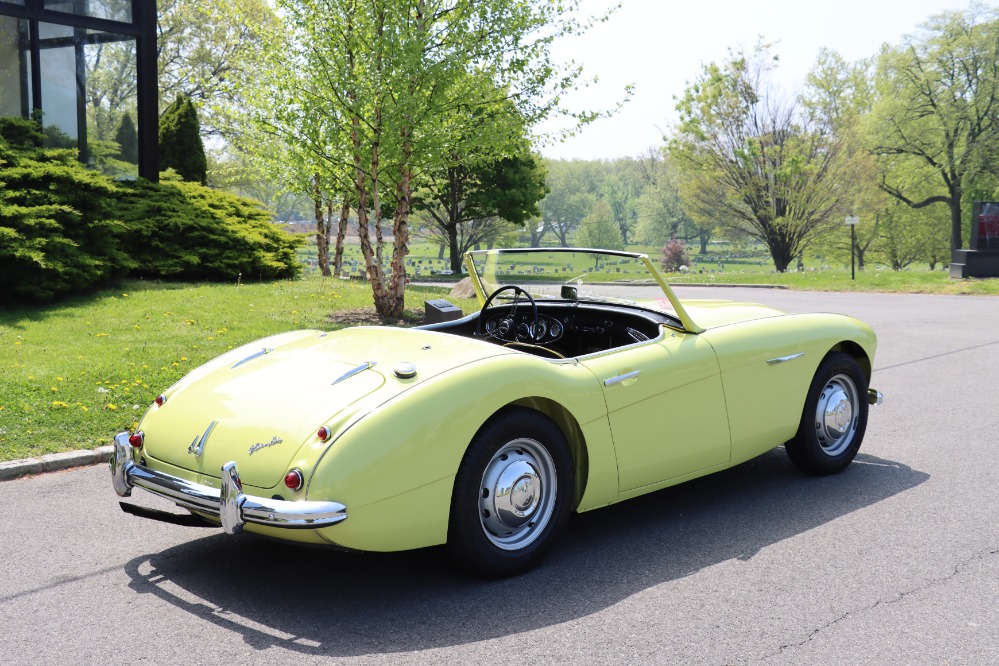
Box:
155, 394, 166, 407
284, 469, 303, 491
317, 426, 331, 441
128, 431, 144, 448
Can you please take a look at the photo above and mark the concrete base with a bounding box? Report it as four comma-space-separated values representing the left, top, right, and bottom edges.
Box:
949, 250, 999, 278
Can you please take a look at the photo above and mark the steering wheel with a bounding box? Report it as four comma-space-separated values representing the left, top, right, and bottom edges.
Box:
476, 285, 539, 342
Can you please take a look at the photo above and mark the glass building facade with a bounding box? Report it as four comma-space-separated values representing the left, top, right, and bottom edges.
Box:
0, 0, 157, 180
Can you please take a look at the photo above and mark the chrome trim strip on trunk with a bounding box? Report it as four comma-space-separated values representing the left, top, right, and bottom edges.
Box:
231, 347, 273, 369
332, 360, 377, 385
111, 433, 347, 534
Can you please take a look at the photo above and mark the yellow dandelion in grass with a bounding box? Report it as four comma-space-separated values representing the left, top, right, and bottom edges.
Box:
51, 400, 69, 408
96, 333, 110, 337
180, 356, 188, 361
171, 362, 179, 367
134, 325, 140, 330
106, 403, 117, 411
207, 336, 215, 341
122, 293, 129, 297
50, 386, 58, 392
80, 405, 89, 412
185, 320, 196, 325
56, 376, 64, 382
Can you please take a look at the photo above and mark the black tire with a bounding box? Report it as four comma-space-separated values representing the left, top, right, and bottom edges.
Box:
446, 408, 573, 577
786, 352, 869, 475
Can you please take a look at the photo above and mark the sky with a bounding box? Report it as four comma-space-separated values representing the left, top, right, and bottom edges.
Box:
538, 0, 973, 160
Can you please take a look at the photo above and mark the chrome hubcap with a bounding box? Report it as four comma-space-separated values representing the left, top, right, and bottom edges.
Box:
479, 438, 556, 550
814, 373, 859, 456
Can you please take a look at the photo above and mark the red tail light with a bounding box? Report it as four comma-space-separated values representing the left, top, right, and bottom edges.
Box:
317, 426, 331, 441
284, 469, 304, 491
155, 394, 166, 407
128, 431, 144, 448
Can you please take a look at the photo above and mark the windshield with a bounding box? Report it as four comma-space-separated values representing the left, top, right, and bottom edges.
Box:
466, 248, 668, 304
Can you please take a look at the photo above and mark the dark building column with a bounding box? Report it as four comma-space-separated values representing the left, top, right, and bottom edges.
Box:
134, 0, 158, 182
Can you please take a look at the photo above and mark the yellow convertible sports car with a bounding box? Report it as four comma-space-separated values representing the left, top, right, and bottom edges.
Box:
111, 248, 883, 576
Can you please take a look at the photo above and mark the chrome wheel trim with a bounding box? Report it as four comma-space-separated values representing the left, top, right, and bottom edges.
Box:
478, 438, 557, 551
814, 373, 860, 457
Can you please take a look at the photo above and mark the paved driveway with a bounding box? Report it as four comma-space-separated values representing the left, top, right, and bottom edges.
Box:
1, 288, 996, 665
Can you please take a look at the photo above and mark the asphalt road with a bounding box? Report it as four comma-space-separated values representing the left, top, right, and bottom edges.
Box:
1, 288, 997, 665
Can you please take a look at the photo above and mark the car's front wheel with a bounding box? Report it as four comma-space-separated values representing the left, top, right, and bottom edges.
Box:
786, 352, 869, 475
447, 408, 573, 577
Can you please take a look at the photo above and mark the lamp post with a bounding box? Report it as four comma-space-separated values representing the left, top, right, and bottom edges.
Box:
844, 216, 859, 281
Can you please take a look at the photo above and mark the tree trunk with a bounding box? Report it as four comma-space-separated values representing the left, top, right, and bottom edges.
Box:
448, 223, 461, 273
313, 173, 331, 277
333, 197, 349, 278
949, 195, 963, 253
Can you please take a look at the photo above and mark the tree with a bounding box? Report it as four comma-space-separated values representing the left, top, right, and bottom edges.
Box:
246, 0, 618, 317
633, 148, 707, 250
158, 0, 277, 136
575, 201, 623, 250
802, 48, 884, 271
417, 153, 547, 269
159, 94, 207, 184
115, 112, 138, 164
671, 44, 859, 272
867, 6, 999, 253
540, 160, 598, 247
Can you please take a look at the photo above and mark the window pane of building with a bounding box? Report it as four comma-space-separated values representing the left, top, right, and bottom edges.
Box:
0, 1, 27, 6
83, 30, 137, 177
43, 0, 131, 23
0, 15, 29, 117
38, 21, 78, 146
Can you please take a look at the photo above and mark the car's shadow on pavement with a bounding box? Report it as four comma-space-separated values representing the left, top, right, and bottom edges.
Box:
123, 449, 926, 657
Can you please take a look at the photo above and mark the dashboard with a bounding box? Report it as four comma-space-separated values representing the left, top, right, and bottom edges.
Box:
478, 302, 678, 355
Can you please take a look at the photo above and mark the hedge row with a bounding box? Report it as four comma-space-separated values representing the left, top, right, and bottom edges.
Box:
0, 117, 301, 304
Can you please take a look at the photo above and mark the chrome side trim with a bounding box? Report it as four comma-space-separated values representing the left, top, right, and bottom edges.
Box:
604, 370, 640, 387
231, 347, 273, 369
332, 360, 377, 385
766, 352, 805, 366
111, 433, 347, 534
868, 388, 884, 406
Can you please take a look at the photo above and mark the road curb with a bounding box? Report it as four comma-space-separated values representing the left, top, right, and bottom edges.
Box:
0, 446, 113, 482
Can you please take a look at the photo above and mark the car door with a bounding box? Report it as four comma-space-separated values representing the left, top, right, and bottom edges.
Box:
580, 330, 731, 493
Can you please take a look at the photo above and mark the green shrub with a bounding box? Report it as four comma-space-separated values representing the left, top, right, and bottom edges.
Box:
115, 174, 302, 282
1, 116, 301, 304
158, 95, 207, 185
0, 117, 130, 302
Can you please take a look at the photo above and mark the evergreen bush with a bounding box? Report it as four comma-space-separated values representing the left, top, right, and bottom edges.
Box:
0, 117, 129, 302
158, 95, 207, 185
1, 116, 301, 304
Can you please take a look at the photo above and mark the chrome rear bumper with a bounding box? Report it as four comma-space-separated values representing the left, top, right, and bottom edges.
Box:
110, 433, 347, 534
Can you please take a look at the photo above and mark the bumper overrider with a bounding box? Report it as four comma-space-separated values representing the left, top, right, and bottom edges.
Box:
110, 432, 347, 534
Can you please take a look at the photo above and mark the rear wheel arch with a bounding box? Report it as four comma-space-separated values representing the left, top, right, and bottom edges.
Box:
447, 403, 576, 576
490, 398, 589, 508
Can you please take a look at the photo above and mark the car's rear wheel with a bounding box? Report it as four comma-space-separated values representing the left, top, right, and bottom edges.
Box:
786, 352, 869, 475
447, 408, 573, 577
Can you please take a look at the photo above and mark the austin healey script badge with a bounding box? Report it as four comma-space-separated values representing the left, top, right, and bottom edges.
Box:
248, 436, 283, 455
